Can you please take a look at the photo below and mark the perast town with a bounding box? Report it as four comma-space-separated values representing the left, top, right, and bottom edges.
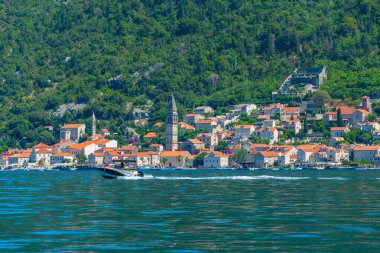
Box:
2, 67, 380, 170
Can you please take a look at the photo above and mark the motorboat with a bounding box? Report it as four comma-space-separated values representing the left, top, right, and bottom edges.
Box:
98, 167, 144, 179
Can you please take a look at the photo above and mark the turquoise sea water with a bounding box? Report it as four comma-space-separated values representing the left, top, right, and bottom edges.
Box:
1, 170, 380, 252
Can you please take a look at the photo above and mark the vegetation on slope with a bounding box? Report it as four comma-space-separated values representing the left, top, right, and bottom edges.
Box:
0, 0, 379, 148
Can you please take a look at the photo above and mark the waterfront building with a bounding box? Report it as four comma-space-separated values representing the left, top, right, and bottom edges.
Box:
129, 151, 160, 167
160, 151, 190, 168
118, 145, 138, 154
8, 153, 30, 167
166, 94, 179, 151
88, 153, 104, 165
352, 145, 380, 163
203, 152, 229, 168
253, 151, 279, 168
50, 153, 75, 165
65, 142, 97, 157
327, 148, 349, 163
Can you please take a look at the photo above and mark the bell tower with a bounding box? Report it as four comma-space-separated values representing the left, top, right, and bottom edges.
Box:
166, 94, 178, 151
92, 111, 96, 136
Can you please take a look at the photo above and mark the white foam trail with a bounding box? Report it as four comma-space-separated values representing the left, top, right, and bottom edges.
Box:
118, 175, 309, 180
317, 177, 348, 180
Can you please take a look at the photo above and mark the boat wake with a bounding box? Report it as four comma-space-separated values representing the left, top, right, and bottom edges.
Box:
118, 175, 310, 180
317, 177, 349, 180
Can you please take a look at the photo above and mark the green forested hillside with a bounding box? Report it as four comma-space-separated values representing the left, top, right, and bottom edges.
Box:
0, 0, 379, 148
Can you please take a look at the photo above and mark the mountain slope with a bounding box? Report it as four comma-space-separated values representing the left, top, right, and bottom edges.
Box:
0, 0, 379, 148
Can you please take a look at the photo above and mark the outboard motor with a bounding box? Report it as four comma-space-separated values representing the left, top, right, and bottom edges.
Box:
137, 171, 144, 177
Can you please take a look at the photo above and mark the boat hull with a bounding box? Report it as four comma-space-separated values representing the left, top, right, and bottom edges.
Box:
98, 167, 144, 179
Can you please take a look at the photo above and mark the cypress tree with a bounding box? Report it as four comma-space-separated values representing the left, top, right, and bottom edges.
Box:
337, 108, 343, 127
303, 114, 308, 135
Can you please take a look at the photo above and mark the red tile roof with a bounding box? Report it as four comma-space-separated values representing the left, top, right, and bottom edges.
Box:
51, 152, 75, 157
260, 151, 279, 157
61, 124, 85, 129
35, 148, 52, 153
282, 107, 300, 113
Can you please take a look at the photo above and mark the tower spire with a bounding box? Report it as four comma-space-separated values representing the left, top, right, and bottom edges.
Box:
92, 111, 96, 136
168, 93, 177, 112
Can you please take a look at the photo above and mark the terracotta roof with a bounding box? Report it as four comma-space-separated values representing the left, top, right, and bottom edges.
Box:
61, 124, 85, 129
324, 112, 337, 115
160, 151, 189, 157
282, 107, 300, 113
207, 151, 229, 157
285, 120, 299, 125
153, 122, 164, 127
9, 153, 30, 158
144, 132, 157, 138
187, 139, 204, 145
296, 145, 320, 152
260, 151, 279, 157
234, 124, 253, 130
52, 139, 72, 147
100, 129, 110, 133
91, 153, 104, 157
336, 107, 356, 115
263, 105, 274, 111
352, 145, 380, 151
51, 152, 75, 157
331, 127, 347, 131
130, 152, 150, 157
120, 145, 138, 150
106, 151, 120, 156
67, 142, 95, 149
35, 148, 52, 153
195, 120, 213, 124
33, 143, 50, 148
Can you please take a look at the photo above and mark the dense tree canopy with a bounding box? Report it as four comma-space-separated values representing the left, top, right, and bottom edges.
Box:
0, 0, 379, 148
